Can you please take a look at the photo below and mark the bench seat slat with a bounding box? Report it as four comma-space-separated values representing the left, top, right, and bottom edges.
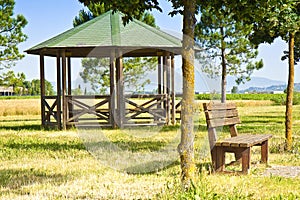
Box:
216, 134, 272, 147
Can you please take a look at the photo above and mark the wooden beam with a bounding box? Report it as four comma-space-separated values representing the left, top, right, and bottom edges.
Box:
158, 56, 162, 95
62, 51, 67, 130
163, 56, 167, 95
67, 56, 73, 124
56, 51, 62, 130
166, 54, 171, 125
110, 51, 117, 128
171, 54, 176, 125
157, 56, 162, 111
40, 53, 45, 127
116, 50, 124, 128
67, 57, 72, 95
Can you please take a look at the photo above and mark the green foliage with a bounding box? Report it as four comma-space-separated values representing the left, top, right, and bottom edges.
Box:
73, 2, 109, 26
0, 71, 54, 96
271, 92, 300, 105
195, 3, 263, 85
249, 1, 300, 64
80, 57, 157, 94
78, 0, 162, 25
29, 79, 54, 96
195, 93, 300, 105
0, 0, 27, 69
231, 86, 239, 94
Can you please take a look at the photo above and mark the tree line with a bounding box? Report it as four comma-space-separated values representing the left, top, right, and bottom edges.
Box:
0, 70, 54, 96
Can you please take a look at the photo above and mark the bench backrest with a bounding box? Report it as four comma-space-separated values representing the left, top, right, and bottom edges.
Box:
203, 102, 240, 150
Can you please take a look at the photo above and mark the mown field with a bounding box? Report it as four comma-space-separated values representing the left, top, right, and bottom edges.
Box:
0, 97, 299, 199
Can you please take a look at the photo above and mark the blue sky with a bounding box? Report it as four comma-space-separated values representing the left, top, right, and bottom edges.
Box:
12, 0, 299, 84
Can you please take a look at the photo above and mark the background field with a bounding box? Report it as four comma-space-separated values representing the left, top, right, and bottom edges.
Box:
0, 97, 299, 199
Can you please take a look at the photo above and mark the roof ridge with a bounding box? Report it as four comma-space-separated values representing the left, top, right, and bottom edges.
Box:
110, 11, 121, 46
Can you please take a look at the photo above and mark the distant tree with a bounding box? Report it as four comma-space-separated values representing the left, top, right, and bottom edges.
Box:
30, 79, 54, 96
0, 71, 54, 96
195, 3, 263, 103
231, 86, 238, 94
72, 84, 83, 95
80, 57, 156, 94
0, 70, 25, 95
74, 4, 157, 94
0, 0, 27, 69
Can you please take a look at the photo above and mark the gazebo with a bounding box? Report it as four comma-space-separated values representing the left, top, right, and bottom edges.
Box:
26, 11, 185, 129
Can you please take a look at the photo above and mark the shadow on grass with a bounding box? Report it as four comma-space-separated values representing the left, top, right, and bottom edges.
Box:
0, 168, 69, 195
124, 159, 181, 174
0, 124, 42, 131
4, 140, 86, 151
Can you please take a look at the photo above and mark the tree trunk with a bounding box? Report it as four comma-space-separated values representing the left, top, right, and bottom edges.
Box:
220, 27, 227, 103
178, 0, 196, 188
285, 32, 295, 151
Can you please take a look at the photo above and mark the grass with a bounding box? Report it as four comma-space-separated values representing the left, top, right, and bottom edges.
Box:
0, 99, 41, 116
0, 100, 299, 199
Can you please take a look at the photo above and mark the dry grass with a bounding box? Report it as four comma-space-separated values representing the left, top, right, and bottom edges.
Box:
0, 99, 299, 199
0, 99, 41, 116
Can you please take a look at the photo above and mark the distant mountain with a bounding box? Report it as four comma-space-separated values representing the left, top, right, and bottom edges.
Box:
51, 71, 298, 94
242, 82, 300, 93
227, 76, 286, 91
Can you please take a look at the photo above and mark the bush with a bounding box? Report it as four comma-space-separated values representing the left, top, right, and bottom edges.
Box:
271, 92, 300, 105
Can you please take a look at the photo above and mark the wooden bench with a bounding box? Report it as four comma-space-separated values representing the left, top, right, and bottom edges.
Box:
203, 102, 272, 174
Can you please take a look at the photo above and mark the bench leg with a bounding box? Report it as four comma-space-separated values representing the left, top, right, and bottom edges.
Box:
261, 140, 268, 163
215, 147, 225, 172
241, 147, 251, 174
235, 152, 242, 163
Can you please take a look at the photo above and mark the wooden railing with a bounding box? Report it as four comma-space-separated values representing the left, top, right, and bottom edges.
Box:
66, 95, 111, 127
42, 96, 60, 127
124, 94, 167, 125
42, 94, 182, 128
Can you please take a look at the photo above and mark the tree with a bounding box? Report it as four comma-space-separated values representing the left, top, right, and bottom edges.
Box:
249, 0, 300, 150
0, 0, 27, 69
74, 4, 157, 94
0, 71, 54, 96
78, 0, 197, 187
0, 70, 25, 95
231, 86, 238, 94
30, 79, 54, 96
195, 3, 263, 103
80, 57, 156, 94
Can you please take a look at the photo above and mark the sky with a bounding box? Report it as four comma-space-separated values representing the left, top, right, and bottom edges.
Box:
11, 0, 299, 84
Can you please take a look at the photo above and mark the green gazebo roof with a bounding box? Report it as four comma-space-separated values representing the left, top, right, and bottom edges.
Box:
26, 11, 185, 57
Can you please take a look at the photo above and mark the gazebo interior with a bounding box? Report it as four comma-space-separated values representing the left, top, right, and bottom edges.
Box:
26, 11, 185, 129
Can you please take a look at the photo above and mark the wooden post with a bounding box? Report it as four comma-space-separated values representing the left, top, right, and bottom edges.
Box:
162, 56, 167, 123
56, 52, 62, 130
163, 56, 167, 95
62, 51, 67, 130
116, 50, 124, 128
157, 56, 162, 111
171, 54, 176, 125
40, 53, 45, 127
110, 51, 117, 128
67, 57, 72, 95
67, 56, 73, 124
163, 54, 171, 125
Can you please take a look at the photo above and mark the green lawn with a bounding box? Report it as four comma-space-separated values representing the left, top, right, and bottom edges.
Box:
0, 104, 299, 199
